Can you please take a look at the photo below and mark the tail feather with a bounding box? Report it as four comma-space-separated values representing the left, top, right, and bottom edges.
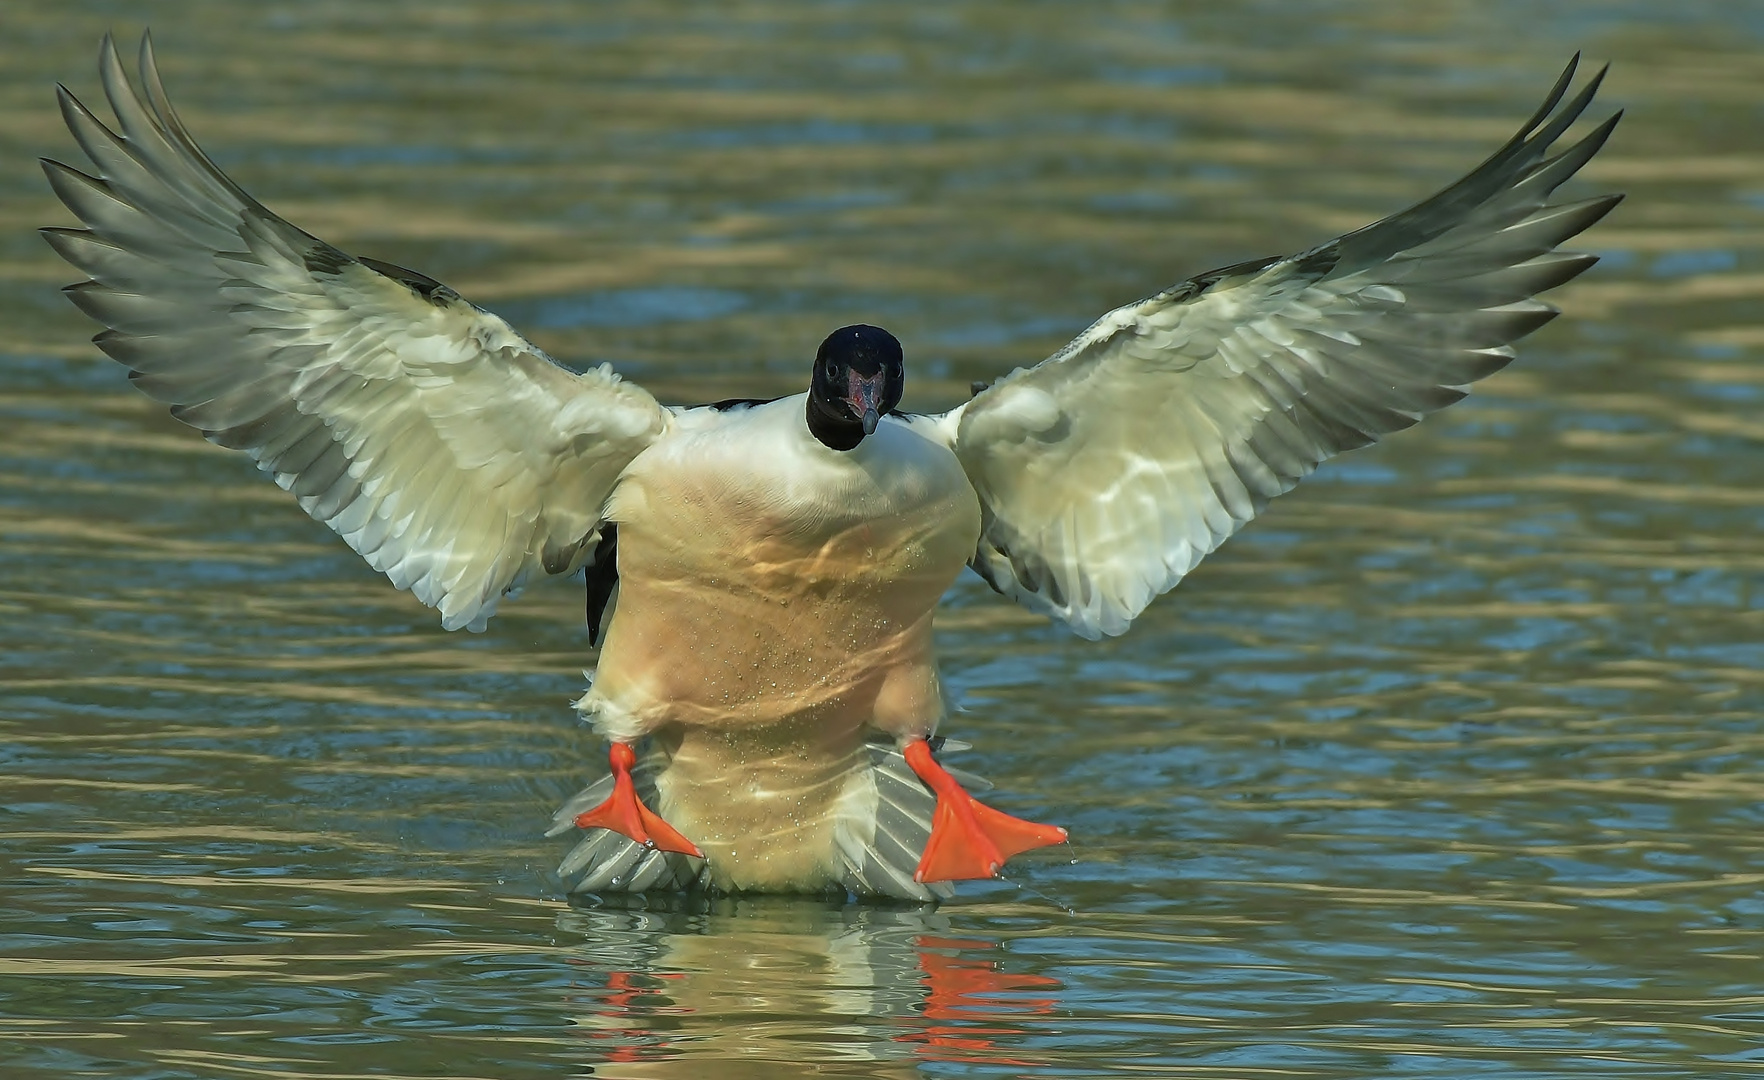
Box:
551, 736, 977, 901
829, 740, 956, 902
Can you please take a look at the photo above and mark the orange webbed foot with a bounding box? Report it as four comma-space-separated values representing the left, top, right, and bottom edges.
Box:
573, 742, 704, 858
904, 738, 1067, 883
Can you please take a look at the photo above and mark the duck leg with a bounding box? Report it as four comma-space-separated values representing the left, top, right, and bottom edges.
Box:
904, 737, 1067, 882
573, 742, 703, 857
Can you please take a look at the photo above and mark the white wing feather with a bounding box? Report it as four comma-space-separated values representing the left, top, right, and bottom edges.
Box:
942, 57, 1622, 639
43, 34, 668, 631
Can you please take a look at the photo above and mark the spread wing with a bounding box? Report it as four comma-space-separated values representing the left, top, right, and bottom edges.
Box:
42, 34, 669, 631
941, 56, 1622, 639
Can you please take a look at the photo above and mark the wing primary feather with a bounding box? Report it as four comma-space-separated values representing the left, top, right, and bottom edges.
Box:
1331, 61, 1606, 273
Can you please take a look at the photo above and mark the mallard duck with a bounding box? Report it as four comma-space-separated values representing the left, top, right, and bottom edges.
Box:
44, 36, 1619, 900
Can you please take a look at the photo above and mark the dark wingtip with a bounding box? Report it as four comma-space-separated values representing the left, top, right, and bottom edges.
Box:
139, 28, 159, 80
1578, 62, 1610, 105
1580, 108, 1624, 170
1585, 191, 1626, 222
1521, 53, 1582, 137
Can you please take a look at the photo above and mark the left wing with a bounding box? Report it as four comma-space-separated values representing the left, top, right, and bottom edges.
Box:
43, 34, 670, 631
937, 57, 1621, 639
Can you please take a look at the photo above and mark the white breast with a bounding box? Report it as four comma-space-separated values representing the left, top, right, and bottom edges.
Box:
586, 394, 982, 738
612, 395, 976, 577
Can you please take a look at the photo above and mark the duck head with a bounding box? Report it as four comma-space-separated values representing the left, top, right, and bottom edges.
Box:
806, 324, 904, 451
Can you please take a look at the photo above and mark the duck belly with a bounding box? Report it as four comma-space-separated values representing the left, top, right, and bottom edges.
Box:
574, 408, 980, 891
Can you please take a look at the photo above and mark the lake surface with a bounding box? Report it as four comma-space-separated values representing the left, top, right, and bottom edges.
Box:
4, 2, 1764, 1077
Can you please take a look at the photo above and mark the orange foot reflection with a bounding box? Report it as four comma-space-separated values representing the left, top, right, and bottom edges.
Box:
898, 936, 1060, 1067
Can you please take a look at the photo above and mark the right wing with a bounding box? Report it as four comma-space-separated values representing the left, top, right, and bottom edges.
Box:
43, 34, 670, 631
939, 57, 1621, 639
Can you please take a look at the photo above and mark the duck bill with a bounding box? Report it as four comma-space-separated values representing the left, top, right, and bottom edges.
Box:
846, 369, 885, 436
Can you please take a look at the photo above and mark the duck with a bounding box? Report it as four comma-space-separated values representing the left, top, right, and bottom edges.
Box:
43, 35, 1620, 901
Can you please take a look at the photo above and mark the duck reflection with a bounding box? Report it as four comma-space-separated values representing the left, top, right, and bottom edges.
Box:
556, 896, 1060, 1077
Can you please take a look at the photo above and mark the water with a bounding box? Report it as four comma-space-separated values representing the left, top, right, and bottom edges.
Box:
5, 2, 1764, 1076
